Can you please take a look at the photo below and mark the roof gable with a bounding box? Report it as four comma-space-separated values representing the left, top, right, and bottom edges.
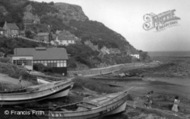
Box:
57, 31, 77, 41
4, 23, 19, 30
14, 47, 68, 60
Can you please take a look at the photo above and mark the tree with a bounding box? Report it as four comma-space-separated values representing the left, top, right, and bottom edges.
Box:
25, 30, 33, 39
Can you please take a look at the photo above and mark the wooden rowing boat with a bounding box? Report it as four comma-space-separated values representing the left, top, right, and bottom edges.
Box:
0, 79, 74, 105
48, 90, 129, 119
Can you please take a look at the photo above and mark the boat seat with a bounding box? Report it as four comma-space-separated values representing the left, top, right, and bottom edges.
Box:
77, 102, 98, 110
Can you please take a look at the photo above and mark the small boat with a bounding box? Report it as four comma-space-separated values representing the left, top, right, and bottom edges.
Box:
0, 79, 74, 105
48, 90, 129, 119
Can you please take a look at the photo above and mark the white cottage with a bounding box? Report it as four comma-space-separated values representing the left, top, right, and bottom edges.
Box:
54, 30, 77, 46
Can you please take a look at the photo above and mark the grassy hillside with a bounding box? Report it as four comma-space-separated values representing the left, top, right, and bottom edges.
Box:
0, 0, 151, 69
0, 36, 47, 56
0, 61, 37, 83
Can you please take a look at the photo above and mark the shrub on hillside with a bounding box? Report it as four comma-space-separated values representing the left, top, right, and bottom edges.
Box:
0, 62, 37, 83
30, 1, 58, 16
0, 58, 11, 63
69, 20, 128, 50
0, 37, 47, 57
139, 50, 151, 62
67, 58, 77, 69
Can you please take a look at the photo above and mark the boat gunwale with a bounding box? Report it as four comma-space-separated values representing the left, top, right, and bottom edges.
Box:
49, 91, 128, 117
0, 80, 73, 101
0, 80, 72, 95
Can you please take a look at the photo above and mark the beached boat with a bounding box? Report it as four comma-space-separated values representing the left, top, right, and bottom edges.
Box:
48, 90, 129, 119
0, 79, 74, 105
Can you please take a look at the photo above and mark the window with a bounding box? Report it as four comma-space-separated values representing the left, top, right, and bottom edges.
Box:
43, 61, 47, 66
63, 60, 67, 67
44, 62, 47, 66
57, 62, 60, 67
13, 60, 32, 66
60, 62, 64, 67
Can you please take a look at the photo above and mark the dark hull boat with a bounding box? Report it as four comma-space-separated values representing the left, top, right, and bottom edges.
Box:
48, 90, 129, 119
0, 79, 74, 105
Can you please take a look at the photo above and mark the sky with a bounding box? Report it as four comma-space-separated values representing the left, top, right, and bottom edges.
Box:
34, 0, 190, 51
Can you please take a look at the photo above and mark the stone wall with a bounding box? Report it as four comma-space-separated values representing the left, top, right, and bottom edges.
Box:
68, 61, 160, 77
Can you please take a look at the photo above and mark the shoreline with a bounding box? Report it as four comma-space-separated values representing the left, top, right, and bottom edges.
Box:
0, 59, 190, 118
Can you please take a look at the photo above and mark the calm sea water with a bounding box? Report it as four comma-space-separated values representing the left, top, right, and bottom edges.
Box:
148, 51, 190, 62
148, 51, 190, 57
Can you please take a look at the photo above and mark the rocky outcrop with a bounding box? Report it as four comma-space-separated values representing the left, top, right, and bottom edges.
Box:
54, 3, 88, 22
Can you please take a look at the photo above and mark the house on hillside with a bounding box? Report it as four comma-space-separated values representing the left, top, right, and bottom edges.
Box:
3, 21, 19, 37
100, 47, 121, 55
54, 30, 78, 46
35, 32, 49, 43
130, 54, 140, 59
12, 47, 68, 75
100, 46, 110, 55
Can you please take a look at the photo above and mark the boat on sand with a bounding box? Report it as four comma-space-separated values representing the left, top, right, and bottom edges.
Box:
0, 79, 74, 105
48, 90, 129, 119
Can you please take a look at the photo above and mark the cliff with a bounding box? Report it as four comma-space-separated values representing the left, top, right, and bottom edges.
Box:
55, 3, 88, 22
0, 0, 150, 69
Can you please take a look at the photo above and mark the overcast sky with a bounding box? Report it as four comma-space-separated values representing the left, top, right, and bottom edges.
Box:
34, 0, 190, 51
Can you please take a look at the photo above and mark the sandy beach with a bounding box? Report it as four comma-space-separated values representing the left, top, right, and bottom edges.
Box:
0, 57, 190, 119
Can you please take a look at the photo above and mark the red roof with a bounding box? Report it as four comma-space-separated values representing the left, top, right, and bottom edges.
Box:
14, 47, 68, 60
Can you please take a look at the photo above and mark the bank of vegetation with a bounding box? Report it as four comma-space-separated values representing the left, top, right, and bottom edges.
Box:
0, 58, 37, 83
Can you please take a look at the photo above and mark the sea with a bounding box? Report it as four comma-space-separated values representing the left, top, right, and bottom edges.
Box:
148, 51, 190, 57
148, 51, 190, 62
